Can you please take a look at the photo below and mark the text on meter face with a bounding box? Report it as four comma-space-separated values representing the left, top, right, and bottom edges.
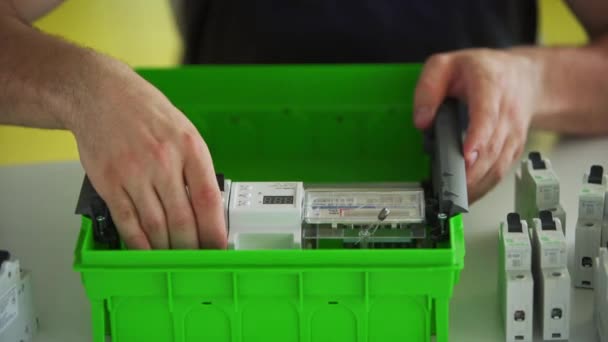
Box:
303, 189, 425, 224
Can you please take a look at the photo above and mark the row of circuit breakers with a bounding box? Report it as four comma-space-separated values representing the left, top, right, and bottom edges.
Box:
501, 151, 608, 342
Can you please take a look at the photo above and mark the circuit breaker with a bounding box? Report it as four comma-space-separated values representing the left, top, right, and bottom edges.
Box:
515, 151, 566, 233
531, 211, 571, 341
574, 165, 607, 288
0, 251, 37, 342
499, 213, 534, 342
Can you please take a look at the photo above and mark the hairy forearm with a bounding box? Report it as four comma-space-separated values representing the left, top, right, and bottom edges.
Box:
516, 36, 608, 135
0, 9, 130, 131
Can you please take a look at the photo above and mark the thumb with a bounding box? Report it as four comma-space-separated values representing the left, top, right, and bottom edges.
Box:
413, 53, 457, 129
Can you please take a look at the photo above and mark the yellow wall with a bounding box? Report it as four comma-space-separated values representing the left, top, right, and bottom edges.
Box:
0, 0, 182, 165
0, 0, 588, 165
539, 0, 587, 44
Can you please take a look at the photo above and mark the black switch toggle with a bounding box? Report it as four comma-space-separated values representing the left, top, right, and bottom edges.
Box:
528, 151, 546, 170
507, 213, 523, 233
0, 250, 10, 266
539, 210, 556, 230
216, 173, 225, 191
588, 165, 604, 185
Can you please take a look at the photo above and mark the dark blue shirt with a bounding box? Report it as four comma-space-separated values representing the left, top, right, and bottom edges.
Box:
180, 0, 537, 64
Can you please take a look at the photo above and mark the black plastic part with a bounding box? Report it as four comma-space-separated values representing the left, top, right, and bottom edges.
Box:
589, 165, 604, 185
539, 210, 556, 230
92, 205, 119, 249
424, 98, 469, 218
0, 250, 10, 266
582, 257, 593, 268
422, 185, 444, 244
75, 176, 120, 249
421, 99, 471, 244
551, 308, 563, 320
507, 213, 523, 233
528, 151, 546, 170
216, 173, 225, 191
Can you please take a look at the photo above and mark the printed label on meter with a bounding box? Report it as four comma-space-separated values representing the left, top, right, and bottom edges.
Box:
304, 189, 425, 224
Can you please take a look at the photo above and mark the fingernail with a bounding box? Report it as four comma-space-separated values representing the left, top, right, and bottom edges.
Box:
468, 150, 479, 165
413, 106, 432, 128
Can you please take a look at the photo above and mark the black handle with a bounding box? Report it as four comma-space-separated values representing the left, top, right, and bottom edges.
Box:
426, 98, 469, 217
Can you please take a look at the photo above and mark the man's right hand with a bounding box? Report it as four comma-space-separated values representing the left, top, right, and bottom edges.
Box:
71, 58, 227, 250
0, 0, 227, 249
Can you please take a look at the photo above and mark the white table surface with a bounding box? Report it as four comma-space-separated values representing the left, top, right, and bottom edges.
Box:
1, 136, 607, 342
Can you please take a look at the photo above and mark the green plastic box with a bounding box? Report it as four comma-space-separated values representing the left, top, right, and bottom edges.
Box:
73, 64, 465, 342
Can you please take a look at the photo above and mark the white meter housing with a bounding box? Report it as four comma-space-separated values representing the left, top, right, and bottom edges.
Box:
228, 182, 304, 250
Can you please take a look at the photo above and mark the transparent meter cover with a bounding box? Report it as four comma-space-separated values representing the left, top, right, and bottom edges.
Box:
303, 189, 425, 224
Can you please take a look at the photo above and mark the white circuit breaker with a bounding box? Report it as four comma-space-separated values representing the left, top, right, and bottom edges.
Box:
515, 152, 566, 233
0, 253, 37, 342
574, 165, 607, 288
531, 211, 571, 341
499, 213, 534, 342
595, 247, 608, 342
227, 182, 304, 250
